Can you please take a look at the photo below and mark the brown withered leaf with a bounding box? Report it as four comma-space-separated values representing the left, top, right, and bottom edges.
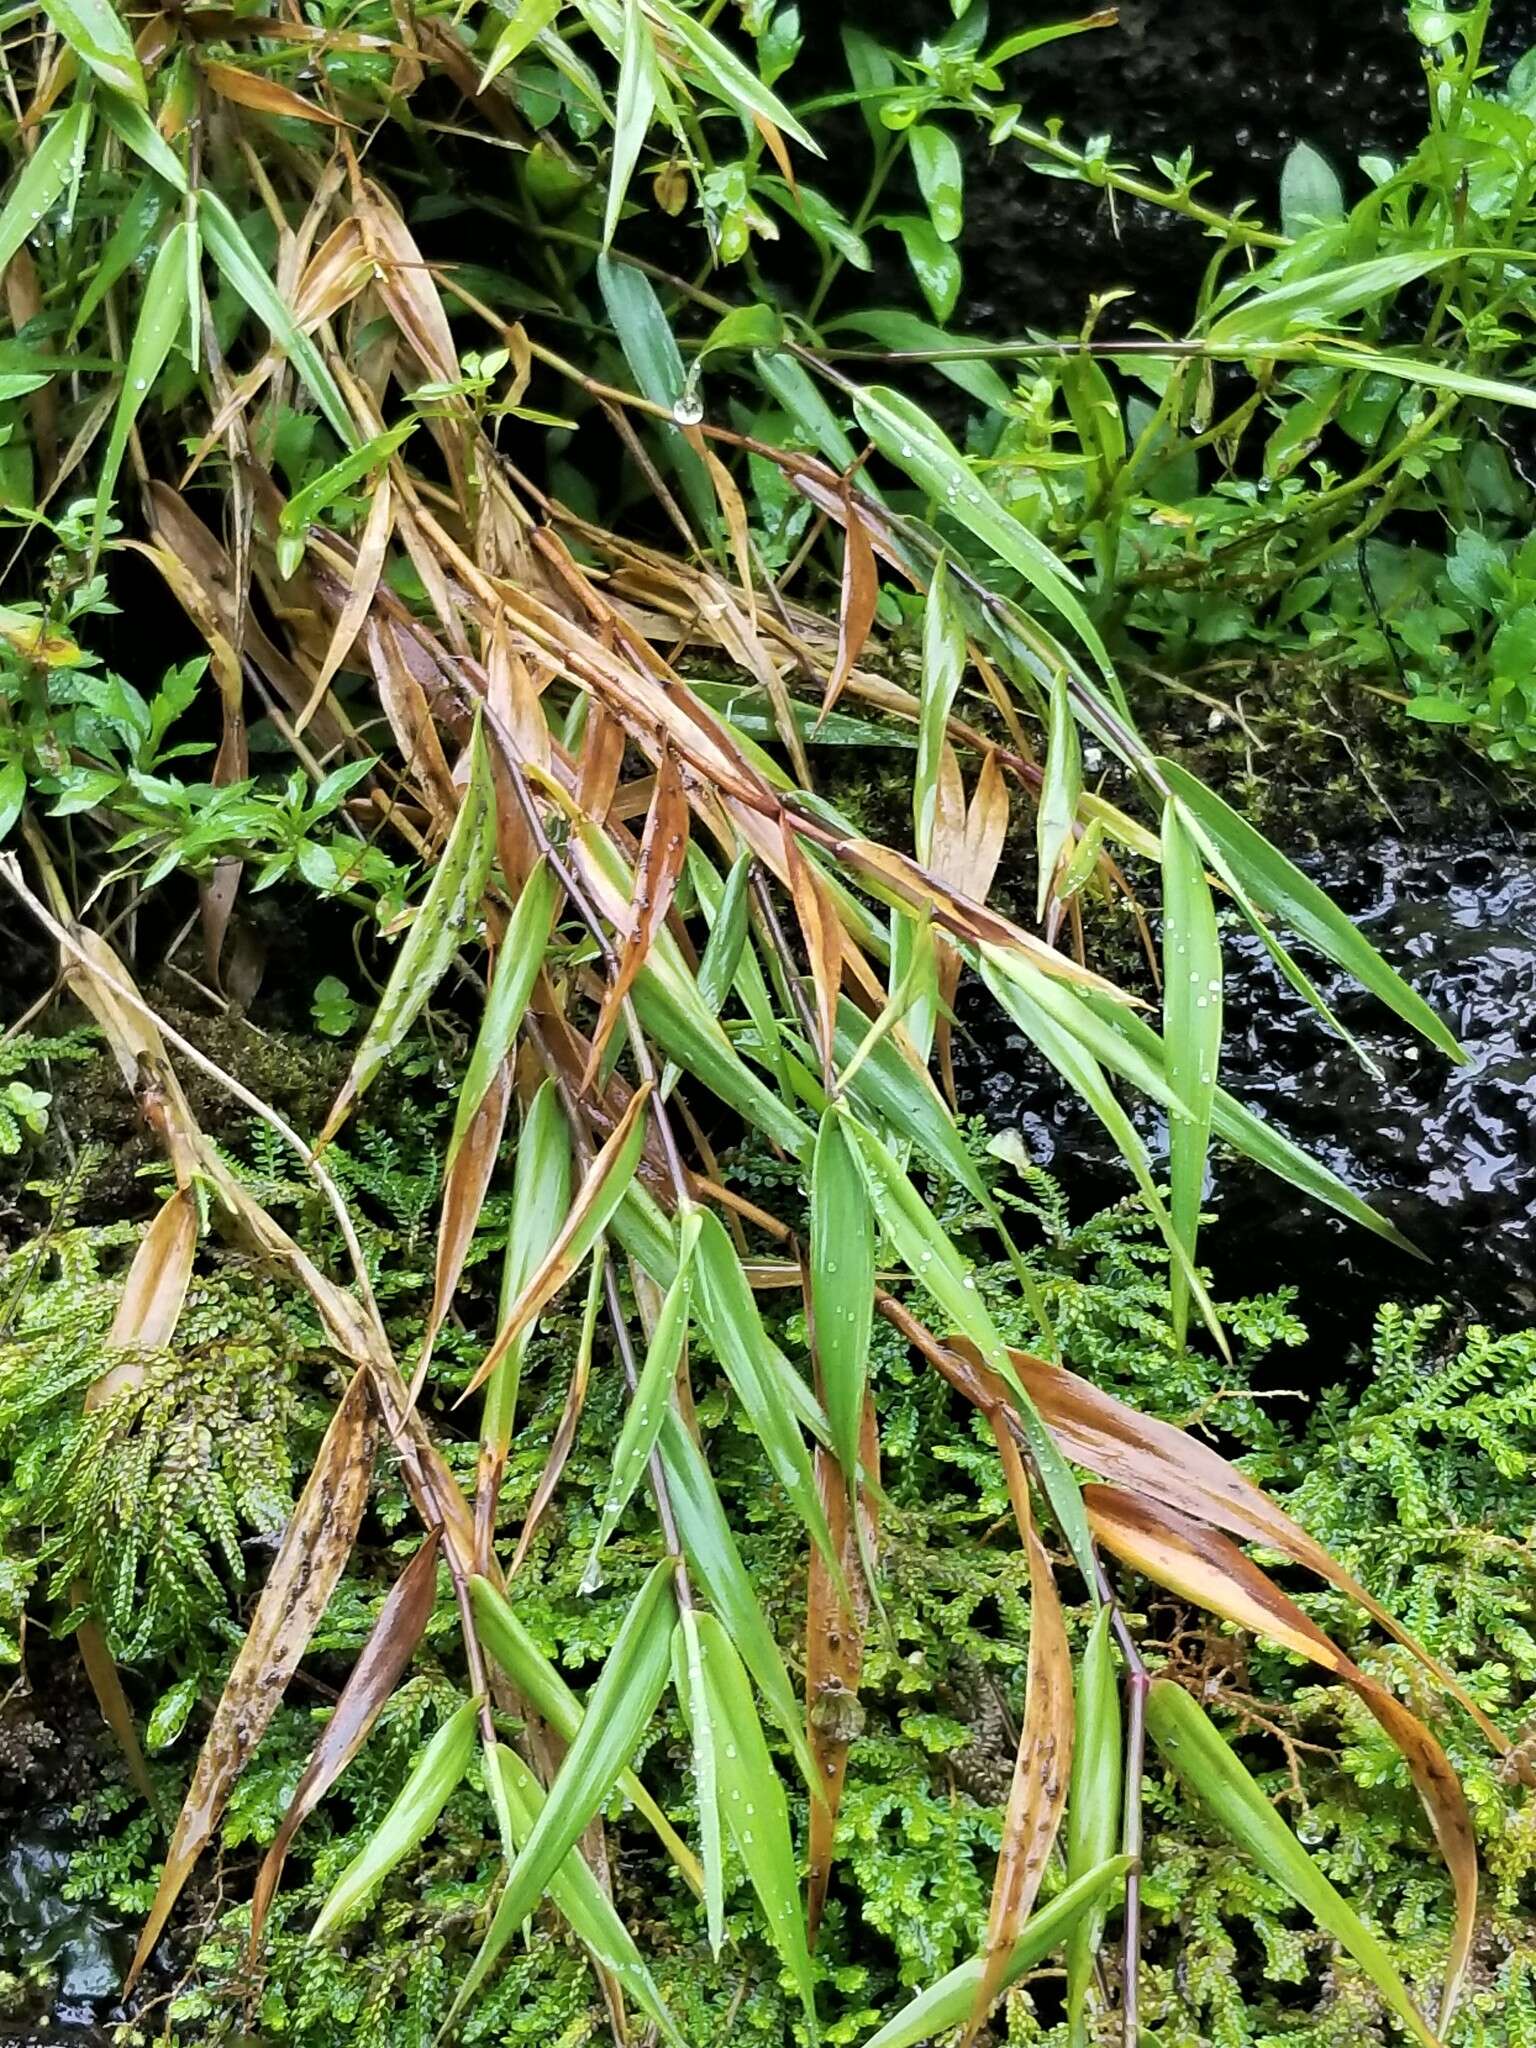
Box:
86, 1187, 198, 1408
302, 471, 395, 723
1086, 1483, 1477, 2028
806, 1407, 879, 1944
365, 617, 460, 831
820, 488, 878, 726
947, 1337, 1509, 1757
585, 747, 690, 1087
781, 823, 842, 1079
202, 59, 348, 125
413, 1060, 511, 1401
248, 1531, 441, 1955
965, 1427, 1073, 2040
126, 1368, 378, 1992
362, 183, 458, 385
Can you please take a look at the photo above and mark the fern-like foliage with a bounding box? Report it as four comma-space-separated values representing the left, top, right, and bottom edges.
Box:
0, 1230, 308, 1661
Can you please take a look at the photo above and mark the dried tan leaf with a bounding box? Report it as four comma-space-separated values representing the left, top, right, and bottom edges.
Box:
781, 824, 842, 1078
202, 59, 348, 125
127, 1368, 378, 1991
946, 1337, 1509, 1756
820, 489, 878, 725
301, 471, 395, 725
967, 1430, 1073, 2040
585, 746, 690, 1086
806, 1405, 879, 1943
86, 1188, 198, 1407
413, 1060, 511, 1399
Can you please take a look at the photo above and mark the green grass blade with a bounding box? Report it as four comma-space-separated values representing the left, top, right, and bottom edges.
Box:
1157, 757, 1464, 1062
811, 1106, 874, 1490
491, 1743, 689, 2048
839, 1112, 1099, 1585
309, 1696, 477, 1942
670, 1609, 725, 1954
1036, 668, 1080, 924
42, 0, 144, 102
644, 0, 820, 152
692, 1210, 839, 1571
852, 385, 1114, 682
658, 1409, 818, 1788
95, 87, 187, 190
197, 191, 357, 447
861, 1859, 1132, 2048
321, 718, 495, 1141
1161, 799, 1222, 1350
447, 858, 555, 1171
1064, 1610, 1121, 2048
469, 1572, 701, 1891
92, 220, 190, 553
605, 0, 656, 248
0, 99, 90, 277
582, 1209, 700, 1590
1145, 1680, 1441, 2048
446, 1560, 677, 2027
679, 1610, 818, 2029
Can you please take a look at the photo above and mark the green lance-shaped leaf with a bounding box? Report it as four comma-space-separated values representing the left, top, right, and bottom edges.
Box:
1156, 757, 1464, 1063
811, 1106, 874, 1495
476, 1079, 570, 1509
1161, 799, 1222, 1351
320, 718, 495, 1143
479, 0, 564, 89
197, 190, 357, 448
1145, 1679, 1442, 2048
644, 0, 821, 152
606, 0, 657, 248
662, 846, 751, 1099
468, 1573, 701, 1891
852, 386, 1114, 684
976, 950, 1224, 1351
838, 1113, 1098, 1588
278, 422, 417, 556
1205, 247, 1477, 349
489, 1745, 689, 2048
597, 254, 713, 528
70, 177, 170, 343
309, 1695, 478, 1942
675, 1611, 818, 2029
447, 859, 556, 1171
446, 1560, 677, 2026
915, 556, 963, 868
697, 848, 752, 1016
42, 0, 144, 102
1074, 990, 1420, 1252
96, 88, 187, 191
0, 99, 91, 279
92, 221, 191, 554
826, 995, 987, 1204
861, 1859, 1132, 2048
692, 1209, 840, 1575
658, 1409, 818, 1790
753, 350, 860, 474
672, 1605, 725, 1954
1036, 667, 1081, 924
581, 1207, 702, 1592
1064, 1609, 1122, 2048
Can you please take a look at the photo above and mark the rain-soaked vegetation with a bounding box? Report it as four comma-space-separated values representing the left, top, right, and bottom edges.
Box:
2, 2, 1536, 2044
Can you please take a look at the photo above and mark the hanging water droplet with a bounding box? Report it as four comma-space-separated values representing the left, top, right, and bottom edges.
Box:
673, 387, 704, 426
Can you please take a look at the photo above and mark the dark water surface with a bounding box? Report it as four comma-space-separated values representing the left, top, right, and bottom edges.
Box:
957, 836, 1536, 1360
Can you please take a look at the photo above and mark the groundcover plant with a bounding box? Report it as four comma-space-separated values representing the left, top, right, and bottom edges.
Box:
0, 0, 1533, 2042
